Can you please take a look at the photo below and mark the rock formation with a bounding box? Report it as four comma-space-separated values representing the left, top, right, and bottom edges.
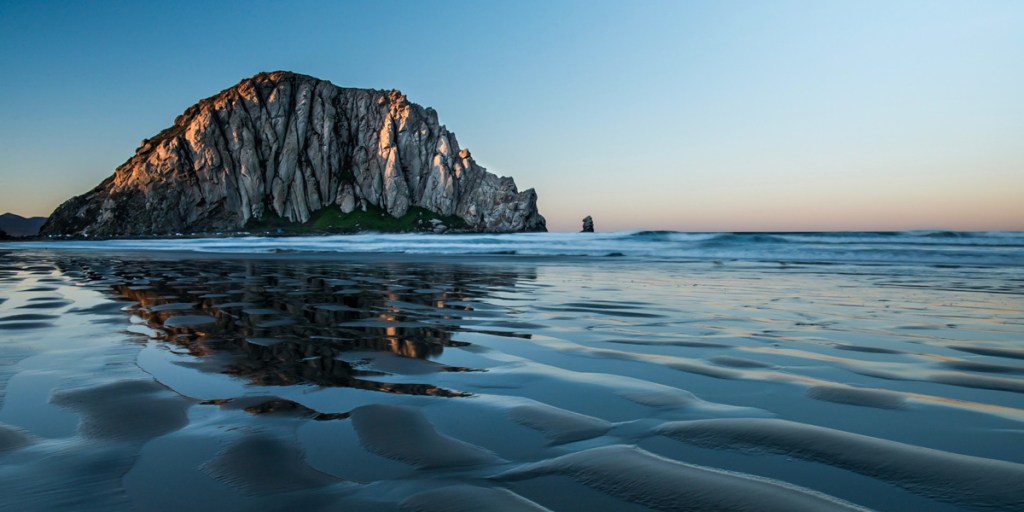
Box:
40, 71, 546, 238
581, 216, 594, 233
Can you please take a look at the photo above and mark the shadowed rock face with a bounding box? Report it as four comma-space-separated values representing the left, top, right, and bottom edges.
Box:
40, 71, 546, 237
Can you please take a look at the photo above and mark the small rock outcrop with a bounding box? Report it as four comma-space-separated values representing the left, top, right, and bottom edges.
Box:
41, 71, 546, 238
581, 216, 594, 233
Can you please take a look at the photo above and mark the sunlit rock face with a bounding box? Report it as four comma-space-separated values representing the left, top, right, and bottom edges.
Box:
40, 71, 546, 237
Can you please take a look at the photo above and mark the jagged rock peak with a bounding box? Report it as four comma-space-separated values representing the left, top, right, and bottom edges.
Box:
41, 71, 546, 237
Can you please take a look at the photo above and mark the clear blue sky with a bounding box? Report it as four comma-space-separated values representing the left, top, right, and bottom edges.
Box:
1, 0, 1021, 231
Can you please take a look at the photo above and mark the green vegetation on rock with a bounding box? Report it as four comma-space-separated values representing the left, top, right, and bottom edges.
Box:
246, 204, 467, 234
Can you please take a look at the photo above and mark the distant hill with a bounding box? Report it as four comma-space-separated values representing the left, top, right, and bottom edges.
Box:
0, 212, 47, 237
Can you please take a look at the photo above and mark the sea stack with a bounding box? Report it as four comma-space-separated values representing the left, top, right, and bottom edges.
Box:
40, 71, 546, 238
581, 215, 594, 233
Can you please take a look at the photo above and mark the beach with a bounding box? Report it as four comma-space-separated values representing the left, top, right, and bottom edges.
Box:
1, 232, 1022, 511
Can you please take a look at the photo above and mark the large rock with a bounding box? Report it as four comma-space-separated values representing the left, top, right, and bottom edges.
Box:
40, 71, 546, 237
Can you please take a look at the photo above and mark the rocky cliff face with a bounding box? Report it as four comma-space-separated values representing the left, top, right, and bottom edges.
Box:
41, 71, 545, 237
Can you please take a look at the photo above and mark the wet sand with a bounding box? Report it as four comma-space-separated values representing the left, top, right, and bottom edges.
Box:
0, 248, 1022, 511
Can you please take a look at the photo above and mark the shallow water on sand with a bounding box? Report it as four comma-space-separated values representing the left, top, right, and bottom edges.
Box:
0, 249, 1022, 511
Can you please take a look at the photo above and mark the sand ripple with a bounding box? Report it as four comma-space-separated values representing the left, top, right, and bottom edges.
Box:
508, 403, 612, 444
352, 404, 502, 468
656, 418, 1024, 509
494, 445, 871, 511
202, 433, 341, 494
0, 423, 32, 452
401, 485, 552, 512
51, 380, 191, 441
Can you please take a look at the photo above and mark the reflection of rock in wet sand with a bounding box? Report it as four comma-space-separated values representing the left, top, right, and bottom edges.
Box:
97, 259, 535, 397
201, 396, 348, 420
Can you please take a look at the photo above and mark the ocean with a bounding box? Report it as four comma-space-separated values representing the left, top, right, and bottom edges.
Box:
1, 232, 1022, 510
15, 230, 1024, 266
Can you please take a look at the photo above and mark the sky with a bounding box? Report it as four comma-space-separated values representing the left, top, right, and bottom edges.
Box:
0, 0, 1021, 232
